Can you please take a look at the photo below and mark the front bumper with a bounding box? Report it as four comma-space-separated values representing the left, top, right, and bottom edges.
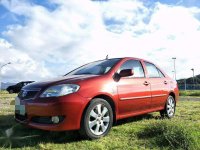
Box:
15, 93, 88, 131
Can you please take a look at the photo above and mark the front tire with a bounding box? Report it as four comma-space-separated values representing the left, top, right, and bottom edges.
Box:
80, 98, 113, 139
9, 89, 14, 94
160, 95, 176, 118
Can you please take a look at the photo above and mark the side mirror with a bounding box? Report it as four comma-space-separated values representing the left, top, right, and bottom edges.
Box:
119, 69, 134, 77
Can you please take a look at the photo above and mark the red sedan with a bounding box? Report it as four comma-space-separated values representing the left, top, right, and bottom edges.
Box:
15, 57, 179, 139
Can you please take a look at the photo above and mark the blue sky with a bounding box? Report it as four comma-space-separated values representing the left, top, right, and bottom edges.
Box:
0, 0, 200, 82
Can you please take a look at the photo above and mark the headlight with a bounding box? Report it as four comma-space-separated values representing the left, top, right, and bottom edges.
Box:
40, 84, 80, 98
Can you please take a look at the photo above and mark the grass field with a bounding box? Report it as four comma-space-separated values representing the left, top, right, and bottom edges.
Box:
179, 90, 200, 97
0, 91, 200, 150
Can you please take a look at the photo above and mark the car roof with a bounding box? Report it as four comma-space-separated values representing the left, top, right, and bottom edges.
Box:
110, 57, 148, 62
96, 57, 154, 64
19, 81, 34, 83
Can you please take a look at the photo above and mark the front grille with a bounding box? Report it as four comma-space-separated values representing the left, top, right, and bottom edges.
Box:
15, 113, 27, 122
18, 89, 39, 100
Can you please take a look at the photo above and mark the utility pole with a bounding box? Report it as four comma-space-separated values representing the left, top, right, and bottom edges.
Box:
184, 78, 187, 91
0, 62, 11, 92
172, 71, 175, 80
191, 68, 195, 90
172, 57, 176, 80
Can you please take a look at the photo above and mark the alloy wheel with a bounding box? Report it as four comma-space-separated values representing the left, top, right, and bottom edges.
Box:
88, 104, 110, 136
166, 96, 175, 117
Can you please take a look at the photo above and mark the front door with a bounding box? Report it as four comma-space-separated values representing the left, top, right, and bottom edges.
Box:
117, 59, 151, 116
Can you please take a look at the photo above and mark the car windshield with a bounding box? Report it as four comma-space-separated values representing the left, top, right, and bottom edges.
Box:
66, 58, 121, 76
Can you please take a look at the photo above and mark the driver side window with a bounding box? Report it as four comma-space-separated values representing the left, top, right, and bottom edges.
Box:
118, 60, 145, 78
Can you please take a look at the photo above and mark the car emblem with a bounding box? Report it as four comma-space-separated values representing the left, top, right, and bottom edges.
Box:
22, 90, 28, 97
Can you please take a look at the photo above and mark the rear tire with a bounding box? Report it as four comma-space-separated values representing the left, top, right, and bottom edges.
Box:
160, 95, 176, 118
79, 98, 113, 139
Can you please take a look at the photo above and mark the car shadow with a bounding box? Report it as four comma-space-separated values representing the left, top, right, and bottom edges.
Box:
0, 113, 161, 148
114, 113, 162, 126
0, 114, 83, 148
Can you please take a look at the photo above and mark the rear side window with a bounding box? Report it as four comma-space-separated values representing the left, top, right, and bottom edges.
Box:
157, 69, 165, 78
119, 60, 145, 78
145, 62, 160, 78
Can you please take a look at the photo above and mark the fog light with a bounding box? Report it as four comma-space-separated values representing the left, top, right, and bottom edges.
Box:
51, 116, 59, 124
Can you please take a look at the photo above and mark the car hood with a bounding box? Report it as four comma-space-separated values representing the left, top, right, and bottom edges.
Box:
23, 74, 99, 90
7, 85, 14, 89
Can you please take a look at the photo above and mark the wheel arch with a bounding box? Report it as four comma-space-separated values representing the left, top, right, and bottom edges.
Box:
169, 92, 176, 105
81, 94, 117, 127
169, 92, 175, 99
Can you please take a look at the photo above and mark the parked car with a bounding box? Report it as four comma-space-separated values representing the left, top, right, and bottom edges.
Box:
7, 81, 34, 93
15, 57, 179, 139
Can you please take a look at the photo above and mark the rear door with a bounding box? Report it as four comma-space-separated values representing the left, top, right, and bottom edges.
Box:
144, 62, 170, 110
117, 59, 151, 115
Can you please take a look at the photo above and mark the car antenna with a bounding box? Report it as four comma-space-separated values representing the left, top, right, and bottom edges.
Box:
106, 55, 108, 59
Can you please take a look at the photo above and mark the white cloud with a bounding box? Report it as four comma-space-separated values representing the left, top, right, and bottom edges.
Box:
100, 0, 150, 34
0, 38, 51, 82
143, 3, 200, 78
0, 0, 200, 82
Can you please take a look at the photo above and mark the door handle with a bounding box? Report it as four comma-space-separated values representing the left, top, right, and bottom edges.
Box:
143, 81, 149, 86
164, 81, 168, 84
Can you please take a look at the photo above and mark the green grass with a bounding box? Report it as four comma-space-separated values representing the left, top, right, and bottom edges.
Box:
179, 90, 200, 97
138, 120, 200, 150
0, 91, 200, 149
